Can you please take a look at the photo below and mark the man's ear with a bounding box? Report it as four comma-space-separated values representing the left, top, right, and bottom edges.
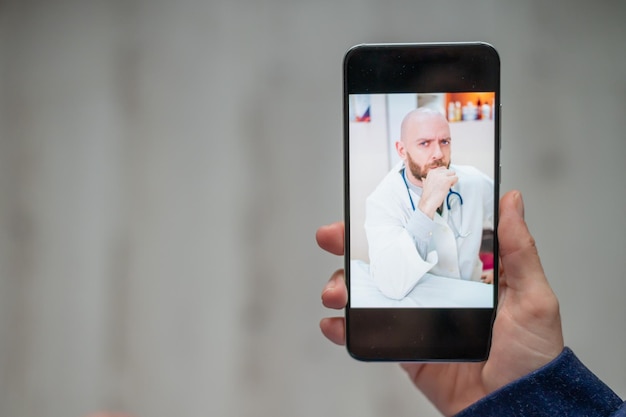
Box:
395, 141, 405, 159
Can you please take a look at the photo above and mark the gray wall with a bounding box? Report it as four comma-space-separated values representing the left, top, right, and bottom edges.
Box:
1, 1, 625, 416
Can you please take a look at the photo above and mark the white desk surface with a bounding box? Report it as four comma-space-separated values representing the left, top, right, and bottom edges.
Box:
350, 260, 494, 308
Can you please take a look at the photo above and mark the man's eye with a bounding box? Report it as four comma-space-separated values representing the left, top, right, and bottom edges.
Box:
419, 141, 429, 146
441, 140, 450, 145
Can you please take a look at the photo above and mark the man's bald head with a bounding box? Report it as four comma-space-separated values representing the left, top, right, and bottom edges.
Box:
400, 108, 449, 144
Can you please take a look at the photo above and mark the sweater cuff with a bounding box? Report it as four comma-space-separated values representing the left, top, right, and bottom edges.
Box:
455, 347, 624, 417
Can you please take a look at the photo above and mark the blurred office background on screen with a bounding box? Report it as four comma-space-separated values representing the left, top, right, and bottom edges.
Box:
0, 1, 624, 416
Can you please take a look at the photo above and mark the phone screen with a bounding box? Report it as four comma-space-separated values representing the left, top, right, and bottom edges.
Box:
344, 43, 500, 361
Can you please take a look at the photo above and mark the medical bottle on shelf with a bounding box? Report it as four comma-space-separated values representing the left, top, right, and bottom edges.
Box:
482, 100, 491, 120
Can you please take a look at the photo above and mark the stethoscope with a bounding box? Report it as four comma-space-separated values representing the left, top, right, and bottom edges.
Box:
401, 168, 469, 238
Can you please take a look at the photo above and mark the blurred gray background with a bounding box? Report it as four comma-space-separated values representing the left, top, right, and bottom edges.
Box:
1, 1, 625, 416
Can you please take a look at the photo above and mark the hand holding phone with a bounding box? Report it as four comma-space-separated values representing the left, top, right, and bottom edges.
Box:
319, 191, 565, 415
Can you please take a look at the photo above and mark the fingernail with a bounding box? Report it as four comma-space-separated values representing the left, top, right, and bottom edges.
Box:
514, 191, 524, 218
322, 279, 336, 298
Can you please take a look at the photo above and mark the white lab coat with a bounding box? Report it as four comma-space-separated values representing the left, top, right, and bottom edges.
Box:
364, 162, 494, 300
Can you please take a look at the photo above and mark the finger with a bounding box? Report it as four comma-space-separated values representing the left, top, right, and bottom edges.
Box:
316, 222, 344, 256
320, 317, 346, 345
498, 191, 548, 292
426, 166, 445, 178
322, 269, 348, 309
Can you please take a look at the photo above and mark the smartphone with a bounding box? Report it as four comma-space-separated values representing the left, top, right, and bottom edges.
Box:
343, 42, 500, 361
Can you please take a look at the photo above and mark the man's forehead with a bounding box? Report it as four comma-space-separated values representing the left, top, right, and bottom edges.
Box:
409, 119, 450, 137
401, 110, 450, 141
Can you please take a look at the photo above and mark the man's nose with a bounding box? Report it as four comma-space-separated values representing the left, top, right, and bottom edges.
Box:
432, 143, 443, 159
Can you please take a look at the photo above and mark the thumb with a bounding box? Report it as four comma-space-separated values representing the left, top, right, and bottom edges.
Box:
316, 222, 344, 256
498, 191, 547, 292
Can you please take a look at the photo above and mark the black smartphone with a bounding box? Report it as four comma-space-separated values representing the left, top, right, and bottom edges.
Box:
343, 42, 500, 361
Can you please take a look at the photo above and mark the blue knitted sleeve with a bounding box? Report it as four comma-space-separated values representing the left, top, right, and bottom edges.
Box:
455, 347, 625, 417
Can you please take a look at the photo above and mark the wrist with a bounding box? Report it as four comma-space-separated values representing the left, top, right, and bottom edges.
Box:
417, 199, 438, 219
455, 348, 624, 417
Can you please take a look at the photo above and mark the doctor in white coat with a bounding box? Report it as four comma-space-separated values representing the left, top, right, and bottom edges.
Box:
365, 108, 494, 300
